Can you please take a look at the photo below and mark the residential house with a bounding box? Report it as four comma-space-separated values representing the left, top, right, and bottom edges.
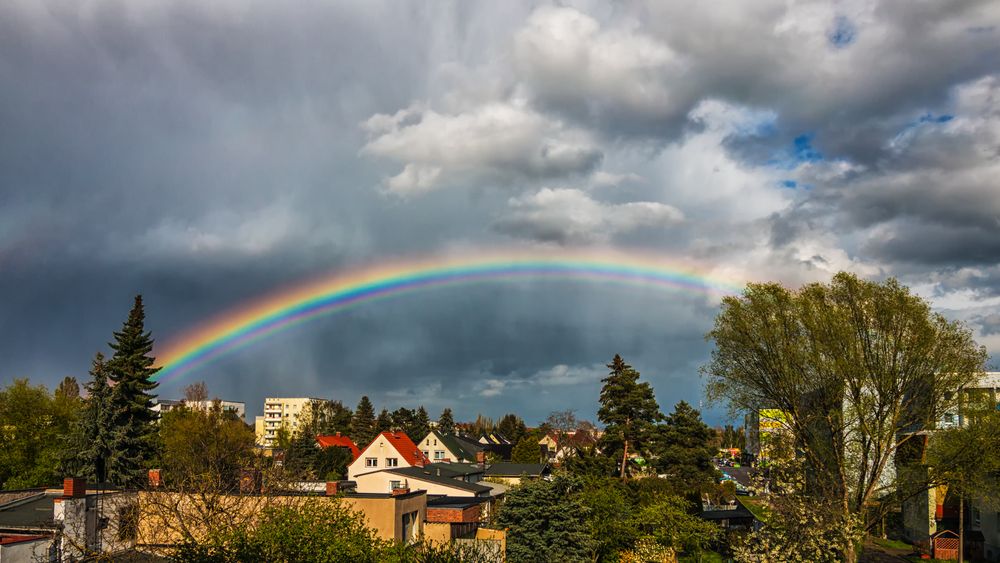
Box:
901, 372, 1000, 558
0, 479, 140, 562
255, 397, 328, 447
483, 463, 549, 486
353, 465, 493, 498
538, 428, 600, 463
317, 432, 361, 460
348, 432, 430, 481
418, 430, 484, 463
475, 432, 513, 461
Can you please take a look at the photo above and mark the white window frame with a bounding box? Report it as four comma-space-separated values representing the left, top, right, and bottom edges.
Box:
365, 457, 378, 468
386, 457, 399, 467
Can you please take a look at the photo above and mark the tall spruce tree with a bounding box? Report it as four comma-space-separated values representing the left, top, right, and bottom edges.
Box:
105, 295, 160, 487
598, 354, 661, 479
438, 408, 455, 434
375, 408, 393, 433
411, 406, 431, 441
350, 396, 376, 446
63, 353, 114, 483
651, 401, 719, 493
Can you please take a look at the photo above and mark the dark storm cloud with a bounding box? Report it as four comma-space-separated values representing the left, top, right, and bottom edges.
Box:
3, 0, 1000, 426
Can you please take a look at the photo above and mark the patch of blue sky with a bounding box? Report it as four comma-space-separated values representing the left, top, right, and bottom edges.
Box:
918, 113, 954, 124
888, 112, 956, 149
763, 133, 825, 170
829, 16, 857, 48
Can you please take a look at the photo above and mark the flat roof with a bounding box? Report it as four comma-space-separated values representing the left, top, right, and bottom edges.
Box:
0, 493, 58, 530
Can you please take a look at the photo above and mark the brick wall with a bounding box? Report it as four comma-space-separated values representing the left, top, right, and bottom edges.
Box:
426, 504, 482, 523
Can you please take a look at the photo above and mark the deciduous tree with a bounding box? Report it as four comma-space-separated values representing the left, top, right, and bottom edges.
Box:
705, 273, 987, 562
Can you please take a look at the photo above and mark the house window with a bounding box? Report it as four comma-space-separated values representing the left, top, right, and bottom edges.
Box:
390, 480, 402, 490
434, 450, 445, 460
433, 439, 437, 446
365, 457, 378, 467
423, 450, 429, 458
386, 458, 399, 467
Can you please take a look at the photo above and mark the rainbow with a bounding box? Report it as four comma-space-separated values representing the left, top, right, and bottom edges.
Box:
153, 248, 746, 384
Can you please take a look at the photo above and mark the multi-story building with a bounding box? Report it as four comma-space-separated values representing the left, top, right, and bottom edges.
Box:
255, 397, 327, 447
743, 408, 792, 466
152, 399, 246, 420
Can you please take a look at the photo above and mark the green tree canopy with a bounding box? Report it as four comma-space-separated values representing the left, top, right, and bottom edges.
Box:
705, 272, 987, 562
350, 396, 376, 446
497, 475, 592, 562
437, 407, 455, 434
598, 354, 661, 479
650, 401, 719, 493
159, 401, 256, 491
62, 353, 112, 484
105, 295, 160, 487
0, 378, 79, 489
498, 413, 528, 444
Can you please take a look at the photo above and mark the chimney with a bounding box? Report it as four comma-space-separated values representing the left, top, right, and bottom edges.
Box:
476, 451, 486, 467
335, 431, 341, 437
148, 469, 162, 488
391, 487, 410, 496
326, 481, 339, 496
63, 477, 86, 498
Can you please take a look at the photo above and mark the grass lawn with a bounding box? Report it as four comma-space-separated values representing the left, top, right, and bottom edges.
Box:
871, 537, 914, 551
735, 495, 769, 521
679, 551, 728, 563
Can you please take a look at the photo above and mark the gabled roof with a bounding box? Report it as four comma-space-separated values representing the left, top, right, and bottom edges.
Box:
316, 434, 360, 460
384, 467, 492, 494
431, 431, 483, 462
357, 432, 430, 467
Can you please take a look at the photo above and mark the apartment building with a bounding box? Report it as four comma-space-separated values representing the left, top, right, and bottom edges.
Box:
153, 399, 246, 420
254, 397, 327, 447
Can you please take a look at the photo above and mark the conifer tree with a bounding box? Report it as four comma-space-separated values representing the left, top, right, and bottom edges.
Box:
376, 408, 393, 433
105, 295, 160, 487
411, 406, 431, 441
63, 353, 114, 483
350, 396, 376, 446
598, 354, 661, 479
438, 408, 455, 434
651, 401, 719, 493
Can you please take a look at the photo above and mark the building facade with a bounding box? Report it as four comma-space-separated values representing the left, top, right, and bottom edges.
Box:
255, 397, 327, 447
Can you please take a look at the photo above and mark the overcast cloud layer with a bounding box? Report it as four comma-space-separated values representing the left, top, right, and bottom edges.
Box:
2, 0, 999, 425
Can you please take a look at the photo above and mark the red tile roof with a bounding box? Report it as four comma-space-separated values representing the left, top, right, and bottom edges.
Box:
357, 431, 430, 467
1, 534, 48, 546
316, 433, 361, 460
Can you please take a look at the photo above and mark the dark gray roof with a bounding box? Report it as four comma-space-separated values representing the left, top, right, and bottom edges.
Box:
435, 432, 483, 462
483, 463, 548, 477
427, 495, 490, 508
424, 462, 483, 477
386, 467, 492, 494
0, 493, 57, 530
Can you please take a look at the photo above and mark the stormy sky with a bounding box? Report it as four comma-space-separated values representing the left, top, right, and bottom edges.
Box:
2, 0, 999, 426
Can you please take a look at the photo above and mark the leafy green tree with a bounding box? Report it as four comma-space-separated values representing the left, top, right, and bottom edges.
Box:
0, 379, 78, 489
634, 494, 720, 556
497, 475, 592, 562
562, 445, 616, 479
926, 400, 1000, 562
174, 499, 390, 562
314, 401, 353, 435
511, 429, 545, 464
350, 396, 376, 446
498, 413, 528, 444
55, 376, 81, 401
437, 407, 455, 434
62, 353, 113, 483
159, 401, 256, 491
105, 295, 160, 487
651, 401, 719, 493
598, 354, 662, 479
705, 273, 987, 562
577, 477, 640, 561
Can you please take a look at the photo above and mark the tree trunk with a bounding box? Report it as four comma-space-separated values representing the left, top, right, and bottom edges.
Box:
620, 439, 629, 480
959, 495, 964, 563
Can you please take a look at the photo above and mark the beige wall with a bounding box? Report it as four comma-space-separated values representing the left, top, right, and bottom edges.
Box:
343, 494, 426, 543
137, 491, 426, 547
257, 398, 325, 447
353, 470, 481, 497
